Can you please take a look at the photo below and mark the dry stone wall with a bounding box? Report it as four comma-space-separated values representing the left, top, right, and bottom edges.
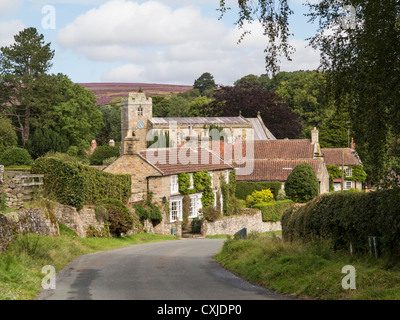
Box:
0, 208, 59, 252
201, 210, 281, 237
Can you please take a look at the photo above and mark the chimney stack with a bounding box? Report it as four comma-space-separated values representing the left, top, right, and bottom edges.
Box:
311, 127, 319, 145
350, 138, 355, 149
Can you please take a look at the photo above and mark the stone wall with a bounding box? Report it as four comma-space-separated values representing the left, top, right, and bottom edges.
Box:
53, 204, 106, 238
201, 210, 281, 237
0, 208, 59, 252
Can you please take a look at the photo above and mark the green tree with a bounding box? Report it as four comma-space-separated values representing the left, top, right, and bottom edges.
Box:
26, 128, 69, 159
285, 163, 319, 203
193, 72, 217, 95
167, 96, 190, 117
319, 111, 350, 149
53, 76, 103, 152
188, 96, 213, 117
0, 27, 55, 146
89, 144, 120, 165
0, 117, 17, 155
275, 71, 335, 138
96, 105, 121, 145
152, 96, 171, 117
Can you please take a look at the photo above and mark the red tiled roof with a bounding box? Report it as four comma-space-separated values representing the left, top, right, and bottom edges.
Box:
234, 159, 322, 182
215, 140, 315, 161
321, 148, 361, 166
139, 147, 232, 176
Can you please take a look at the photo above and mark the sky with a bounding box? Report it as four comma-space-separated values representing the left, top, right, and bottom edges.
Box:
0, 0, 321, 86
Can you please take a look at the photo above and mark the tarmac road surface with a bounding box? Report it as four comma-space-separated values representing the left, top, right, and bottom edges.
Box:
37, 238, 293, 300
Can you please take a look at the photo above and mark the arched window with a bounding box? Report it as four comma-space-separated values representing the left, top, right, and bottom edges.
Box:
138, 106, 143, 116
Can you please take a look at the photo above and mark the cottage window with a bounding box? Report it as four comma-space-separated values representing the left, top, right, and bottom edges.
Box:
345, 168, 353, 177
170, 200, 182, 222
345, 181, 352, 190
209, 172, 213, 188
225, 170, 229, 184
171, 175, 179, 194
213, 190, 217, 208
189, 173, 194, 189
189, 194, 202, 218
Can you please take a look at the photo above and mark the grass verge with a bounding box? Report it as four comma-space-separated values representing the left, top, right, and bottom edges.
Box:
214, 232, 400, 300
0, 224, 177, 300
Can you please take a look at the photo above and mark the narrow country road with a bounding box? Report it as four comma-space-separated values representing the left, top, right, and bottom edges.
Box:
37, 238, 292, 300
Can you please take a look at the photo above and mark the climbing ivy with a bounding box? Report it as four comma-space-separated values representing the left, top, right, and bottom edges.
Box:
326, 164, 367, 191
178, 170, 215, 209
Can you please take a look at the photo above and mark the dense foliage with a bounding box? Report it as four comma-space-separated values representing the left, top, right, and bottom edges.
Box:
235, 181, 282, 200
284, 163, 319, 203
31, 157, 131, 210
281, 189, 400, 255
99, 198, 133, 236
89, 144, 120, 165
133, 192, 163, 226
0, 147, 33, 167
253, 200, 293, 222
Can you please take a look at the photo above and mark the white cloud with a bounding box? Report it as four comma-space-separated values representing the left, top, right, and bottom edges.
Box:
0, 20, 26, 47
0, 0, 22, 17
57, 0, 320, 85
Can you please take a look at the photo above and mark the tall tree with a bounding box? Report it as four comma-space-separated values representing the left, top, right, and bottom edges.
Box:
193, 72, 217, 95
0, 27, 55, 146
206, 86, 302, 139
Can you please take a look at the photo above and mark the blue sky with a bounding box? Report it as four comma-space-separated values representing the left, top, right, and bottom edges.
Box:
0, 0, 321, 85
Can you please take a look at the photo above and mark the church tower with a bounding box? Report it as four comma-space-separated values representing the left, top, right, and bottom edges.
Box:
121, 92, 152, 155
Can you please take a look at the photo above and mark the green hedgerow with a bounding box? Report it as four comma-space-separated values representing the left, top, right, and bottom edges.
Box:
0, 147, 33, 167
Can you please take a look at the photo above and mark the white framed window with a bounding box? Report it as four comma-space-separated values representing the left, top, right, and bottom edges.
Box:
171, 175, 179, 194
213, 190, 217, 208
209, 172, 213, 188
345, 168, 353, 177
225, 170, 229, 184
189, 194, 202, 218
189, 173, 194, 189
345, 181, 352, 190
170, 199, 182, 222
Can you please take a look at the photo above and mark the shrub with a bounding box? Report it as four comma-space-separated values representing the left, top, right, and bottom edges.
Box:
0, 117, 17, 155
235, 181, 282, 200
31, 157, 131, 210
202, 207, 220, 222
276, 188, 287, 201
0, 147, 33, 166
284, 163, 319, 203
250, 189, 274, 204
89, 144, 120, 165
191, 217, 202, 234
99, 198, 133, 236
281, 189, 400, 255
253, 200, 293, 222
132, 192, 163, 226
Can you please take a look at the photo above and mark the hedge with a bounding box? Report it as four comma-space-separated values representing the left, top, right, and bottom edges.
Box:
281, 189, 400, 255
31, 157, 131, 210
253, 200, 293, 222
235, 181, 282, 200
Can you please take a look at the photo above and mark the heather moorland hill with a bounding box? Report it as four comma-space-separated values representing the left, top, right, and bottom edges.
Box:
79, 82, 193, 105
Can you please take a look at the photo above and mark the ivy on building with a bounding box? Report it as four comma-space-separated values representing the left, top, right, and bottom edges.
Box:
326, 164, 367, 191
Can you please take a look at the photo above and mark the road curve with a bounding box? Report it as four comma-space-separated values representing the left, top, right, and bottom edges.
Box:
37, 238, 292, 300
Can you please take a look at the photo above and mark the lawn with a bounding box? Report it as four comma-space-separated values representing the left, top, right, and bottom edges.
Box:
215, 233, 400, 300
0, 224, 177, 300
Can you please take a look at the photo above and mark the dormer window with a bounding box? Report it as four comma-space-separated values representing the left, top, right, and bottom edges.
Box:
138, 106, 143, 116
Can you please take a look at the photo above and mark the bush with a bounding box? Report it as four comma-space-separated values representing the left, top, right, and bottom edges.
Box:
99, 198, 133, 236
253, 200, 293, 222
284, 163, 319, 203
191, 217, 202, 234
0, 117, 17, 155
31, 157, 131, 210
0, 147, 33, 166
133, 192, 163, 226
281, 188, 400, 255
248, 189, 274, 204
89, 144, 120, 165
202, 207, 220, 222
235, 181, 282, 200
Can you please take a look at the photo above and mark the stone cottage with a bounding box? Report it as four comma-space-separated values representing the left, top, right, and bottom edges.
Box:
104, 92, 234, 236
218, 128, 331, 195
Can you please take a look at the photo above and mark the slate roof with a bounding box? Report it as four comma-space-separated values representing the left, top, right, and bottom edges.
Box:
150, 117, 249, 125
139, 147, 232, 176
321, 148, 362, 166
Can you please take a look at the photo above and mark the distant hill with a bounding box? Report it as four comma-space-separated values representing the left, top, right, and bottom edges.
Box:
79, 82, 193, 106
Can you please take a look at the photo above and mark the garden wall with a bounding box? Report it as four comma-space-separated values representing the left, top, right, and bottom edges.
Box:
201, 210, 281, 237
0, 208, 59, 252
